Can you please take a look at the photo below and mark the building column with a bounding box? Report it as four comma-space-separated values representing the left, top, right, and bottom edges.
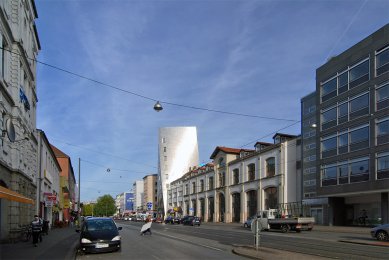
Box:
204, 194, 208, 222
240, 189, 246, 223
382, 192, 389, 224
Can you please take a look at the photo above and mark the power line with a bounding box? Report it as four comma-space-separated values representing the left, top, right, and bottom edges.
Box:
1, 46, 298, 122
81, 159, 153, 174
239, 121, 301, 148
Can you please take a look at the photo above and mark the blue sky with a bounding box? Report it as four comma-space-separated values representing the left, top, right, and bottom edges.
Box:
34, 0, 389, 202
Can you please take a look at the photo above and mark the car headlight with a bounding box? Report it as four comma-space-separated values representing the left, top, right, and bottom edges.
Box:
81, 238, 92, 243
111, 236, 121, 241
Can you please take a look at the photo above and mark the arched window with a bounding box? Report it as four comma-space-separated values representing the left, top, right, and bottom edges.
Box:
264, 187, 278, 209
266, 157, 276, 177
233, 169, 239, 184
248, 163, 255, 181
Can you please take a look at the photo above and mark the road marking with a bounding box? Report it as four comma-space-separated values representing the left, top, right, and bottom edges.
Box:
160, 232, 224, 252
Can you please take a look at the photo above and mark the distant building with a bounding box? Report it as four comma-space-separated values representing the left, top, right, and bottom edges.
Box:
116, 192, 134, 216
314, 23, 389, 226
37, 130, 61, 228
167, 133, 302, 223
132, 180, 144, 211
157, 127, 199, 217
50, 145, 76, 223
143, 174, 157, 212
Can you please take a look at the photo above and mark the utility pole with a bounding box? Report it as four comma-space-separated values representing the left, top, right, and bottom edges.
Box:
78, 158, 81, 227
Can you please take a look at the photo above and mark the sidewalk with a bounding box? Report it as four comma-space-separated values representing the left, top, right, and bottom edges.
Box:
231, 224, 389, 259
0, 226, 78, 260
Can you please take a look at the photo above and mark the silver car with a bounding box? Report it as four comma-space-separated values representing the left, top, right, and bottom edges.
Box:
370, 224, 389, 241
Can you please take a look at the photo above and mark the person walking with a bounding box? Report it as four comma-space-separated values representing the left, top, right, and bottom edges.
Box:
31, 215, 43, 247
141, 215, 152, 235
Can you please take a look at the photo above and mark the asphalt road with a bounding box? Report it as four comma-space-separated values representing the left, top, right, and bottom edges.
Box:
76, 221, 388, 260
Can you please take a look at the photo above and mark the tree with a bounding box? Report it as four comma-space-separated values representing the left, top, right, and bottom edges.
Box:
82, 203, 95, 216
93, 194, 116, 217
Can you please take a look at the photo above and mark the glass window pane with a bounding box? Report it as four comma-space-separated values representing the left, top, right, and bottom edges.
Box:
339, 133, 348, 146
350, 60, 369, 82
338, 164, 348, 177
377, 48, 389, 68
350, 160, 369, 175
350, 94, 369, 112
322, 166, 337, 179
338, 72, 348, 88
377, 83, 389, 102
322, 108, 337, 123
338, 103, 348, 117
378, 155, 389, 171
377, 120, 389, 136
350, 127, 369, 143
322, 78, 337, 96
322, 137, 337, 151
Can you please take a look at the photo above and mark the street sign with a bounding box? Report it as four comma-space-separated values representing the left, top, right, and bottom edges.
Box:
147, 202, 153, 209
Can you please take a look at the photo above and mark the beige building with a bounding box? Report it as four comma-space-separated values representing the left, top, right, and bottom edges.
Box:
143, 174, 157, 211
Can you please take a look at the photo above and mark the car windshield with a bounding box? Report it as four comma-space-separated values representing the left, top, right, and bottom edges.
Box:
87, 220, 116, 231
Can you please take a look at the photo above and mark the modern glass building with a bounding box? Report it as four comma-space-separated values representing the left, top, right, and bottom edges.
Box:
157, 127, 199, 217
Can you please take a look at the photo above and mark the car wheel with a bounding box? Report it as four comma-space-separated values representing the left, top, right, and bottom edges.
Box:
376, 230, 388, 241
280, 224, 289, 233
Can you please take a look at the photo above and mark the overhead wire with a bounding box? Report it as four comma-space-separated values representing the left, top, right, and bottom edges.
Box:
0, 46, 298, 122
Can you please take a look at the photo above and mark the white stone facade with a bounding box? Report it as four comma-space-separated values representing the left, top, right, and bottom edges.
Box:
0, 0, 40, 242
167, 134, 302, 223
132, 180, 144, 211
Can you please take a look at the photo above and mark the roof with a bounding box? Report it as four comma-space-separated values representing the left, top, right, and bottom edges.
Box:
254, 141, 273, 147
210, 146, 254, 159
272, 133, 299, 139
50, 144, 70, 158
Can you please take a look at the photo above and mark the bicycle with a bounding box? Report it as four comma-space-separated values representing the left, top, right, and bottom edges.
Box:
21, 225, 32, 242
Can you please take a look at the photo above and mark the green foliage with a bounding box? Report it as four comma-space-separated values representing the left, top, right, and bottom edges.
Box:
82, 203, 94, 216
93, 194, 116, 217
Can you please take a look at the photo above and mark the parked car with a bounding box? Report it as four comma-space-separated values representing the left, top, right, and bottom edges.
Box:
182, 216, 201, 226
165, 216, 181, 224
370, 224, 389, 241
244, 216, 255, 228
153, 217, 163, 223
76, 217, 122, 254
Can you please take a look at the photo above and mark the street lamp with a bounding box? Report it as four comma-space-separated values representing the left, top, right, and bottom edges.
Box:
154, 101, 163, 112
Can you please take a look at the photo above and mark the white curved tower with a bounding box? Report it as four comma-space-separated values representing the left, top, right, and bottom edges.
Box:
157, 127, 199, 217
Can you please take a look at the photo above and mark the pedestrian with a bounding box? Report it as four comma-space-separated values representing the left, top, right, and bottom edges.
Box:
31, 215, 43, 247
141, 215, 152, 235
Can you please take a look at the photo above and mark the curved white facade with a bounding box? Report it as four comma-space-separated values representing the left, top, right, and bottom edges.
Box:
158, 127, 199, 216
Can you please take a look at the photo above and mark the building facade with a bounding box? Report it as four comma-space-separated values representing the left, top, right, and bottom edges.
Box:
0, 0, 40, 242
132, 180, 144, 212
167, 133, 302, 223
316, 24, 389, 226
37, 130, 61, 228
143, 174, 157, 212
50, 145, 76, 223
157, 127, 199, 217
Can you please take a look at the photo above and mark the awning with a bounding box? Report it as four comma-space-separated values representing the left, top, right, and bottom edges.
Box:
0, 186, 35, 204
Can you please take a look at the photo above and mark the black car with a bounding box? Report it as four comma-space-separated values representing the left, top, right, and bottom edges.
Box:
182, 216, 201, 226
165, 216, 181, 224
76, 217, 122, 253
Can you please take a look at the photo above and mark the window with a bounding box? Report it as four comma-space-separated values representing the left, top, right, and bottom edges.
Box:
232, 169, 239, 184
338, 163, 349, 184
266, 157, 275, 177
303, 130, 316, 139
162, 137, 166, 143
350, 159, 369, 183
338, 133, 348, 154
321, 78, 337, 102
377, 153, 389, 179
321, 165, 337, 186
349, 126, 369, 151
322, 107, 337, 130
304, 155, 316, 162
377, 118, 389, 145
304, 142, 316, 151
376, 82, 389, 110
349, 60, 369, 88
200, 180, 204, 192
208, 177, 214, 190
164, 156, 167, 162
321, 136, 337, 158
192, 182, 196, 194
349, 93, 369, 120
218, 157, 225, 167
248, 163, 255, 181
304, 167, 316, 175
338, 102, 348, 124
163, 147, 167, 152
376, 46, 389, 76
218, 172, 225, 187
304, 179, 316, 186
338, 72, 348, 94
